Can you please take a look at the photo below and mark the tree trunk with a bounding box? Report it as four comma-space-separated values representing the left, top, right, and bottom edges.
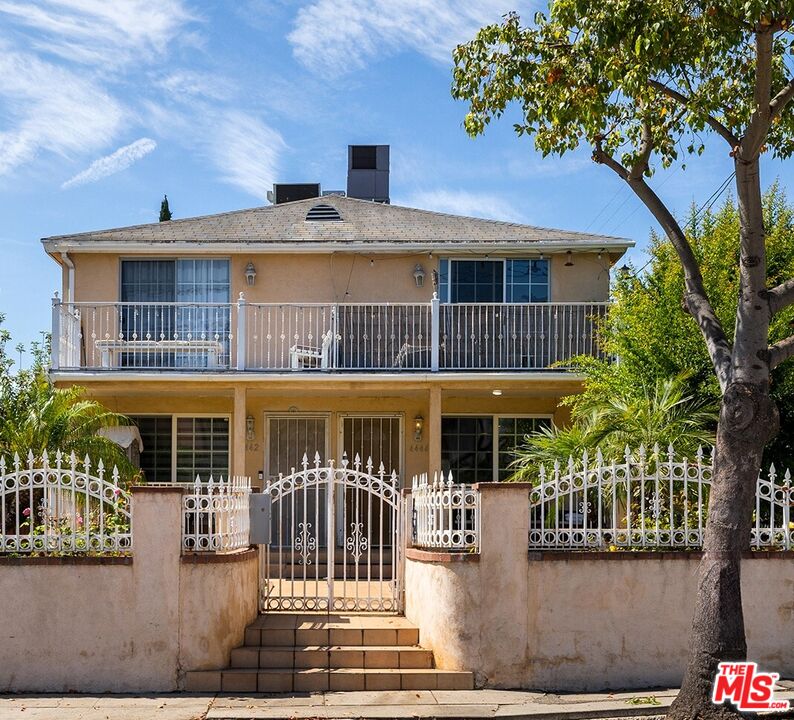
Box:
668, 153, 778, 719
667, 384, 778, 720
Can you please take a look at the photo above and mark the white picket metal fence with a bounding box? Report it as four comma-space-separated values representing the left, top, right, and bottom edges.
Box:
0, 450, 131, 554
528, 445, 793, 551
411, 472, 480, 551
182, 475, 251, 553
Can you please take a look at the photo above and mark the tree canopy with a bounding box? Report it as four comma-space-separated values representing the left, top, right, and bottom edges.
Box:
511, 185, 794, 475
0, 315, 136, 481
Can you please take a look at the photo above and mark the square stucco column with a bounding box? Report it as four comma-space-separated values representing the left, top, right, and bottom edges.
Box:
233, 386, 247, 478
428, 386, 442, 472
474, 482, 533, 687
130, 485, 184, 690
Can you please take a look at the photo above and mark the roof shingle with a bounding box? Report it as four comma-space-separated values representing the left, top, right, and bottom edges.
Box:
41, 195, 633, 249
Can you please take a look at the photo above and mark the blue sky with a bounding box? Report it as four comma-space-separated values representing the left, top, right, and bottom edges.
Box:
2, 0, 793, 363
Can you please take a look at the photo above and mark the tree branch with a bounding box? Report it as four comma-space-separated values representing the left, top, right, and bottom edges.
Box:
648, 79, 739, 147
766, 277, 794, 314
592, 141, 733, 390
769, 77, 794, 122
628, 121, 654, 180
769, 334, 794, 370
742, 30, 774, 158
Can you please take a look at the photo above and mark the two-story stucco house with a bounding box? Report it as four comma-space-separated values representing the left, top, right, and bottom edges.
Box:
43, 145, 631, 493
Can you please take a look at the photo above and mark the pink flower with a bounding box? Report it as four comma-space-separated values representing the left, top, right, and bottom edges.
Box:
76, 514, 83, 526
113, 488, 121, 496
22, 507, 31, 518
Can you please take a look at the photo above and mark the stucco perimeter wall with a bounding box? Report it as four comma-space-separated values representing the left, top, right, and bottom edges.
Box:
0, 487, 258, 693
405, 484, 794, 692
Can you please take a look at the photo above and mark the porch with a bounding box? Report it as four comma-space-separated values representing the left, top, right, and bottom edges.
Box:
51, 297, 608, 373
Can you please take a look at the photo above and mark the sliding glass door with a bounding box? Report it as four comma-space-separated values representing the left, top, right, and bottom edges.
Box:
119, 259, 230, 367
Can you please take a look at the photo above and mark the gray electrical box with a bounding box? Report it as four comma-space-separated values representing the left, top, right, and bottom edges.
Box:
249, 493, 271, 545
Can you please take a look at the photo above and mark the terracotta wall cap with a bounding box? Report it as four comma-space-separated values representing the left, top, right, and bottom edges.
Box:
131, 484, 185, 494
181, 547, 257, 564
406, 547, 480, 563
473, 481, 533, 491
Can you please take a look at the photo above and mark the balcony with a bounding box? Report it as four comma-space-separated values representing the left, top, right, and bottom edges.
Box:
51, 298, 608, 373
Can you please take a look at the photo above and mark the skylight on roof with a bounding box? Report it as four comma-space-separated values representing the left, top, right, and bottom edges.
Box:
305, 204, 342, 222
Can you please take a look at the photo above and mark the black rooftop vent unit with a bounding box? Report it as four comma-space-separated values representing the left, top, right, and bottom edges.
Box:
347, 145, 389, 203
267, 183, 321, 205
305, 204, 343, 222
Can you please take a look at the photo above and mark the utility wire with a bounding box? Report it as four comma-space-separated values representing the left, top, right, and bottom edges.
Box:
617, 169, 736, 280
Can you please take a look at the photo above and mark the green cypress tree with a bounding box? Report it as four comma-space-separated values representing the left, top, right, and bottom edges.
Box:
159, 194, 172, 222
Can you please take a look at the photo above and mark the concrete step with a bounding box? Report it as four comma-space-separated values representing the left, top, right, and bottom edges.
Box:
245, 614, 420, 647
184, 667, 474, 693
230, 645, 434, 669
182, 613, 473, 694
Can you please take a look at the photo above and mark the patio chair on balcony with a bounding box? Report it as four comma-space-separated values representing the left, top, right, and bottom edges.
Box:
290, 330, 334, 370
392, 341, 443, 370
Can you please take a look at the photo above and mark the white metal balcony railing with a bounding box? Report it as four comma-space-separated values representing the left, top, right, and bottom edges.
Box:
51, 295, 608, 373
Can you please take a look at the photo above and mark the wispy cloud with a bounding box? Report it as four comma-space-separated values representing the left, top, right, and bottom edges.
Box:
0, 0, 195, 67
288, 0, 538, 73
396, 189, 527, 223
0, 1, 287, 197
0, 42, 124, 176
206, 112, 286, 198
151, 70, 234, 102
61, 137, 157, 189
0, 1, 192, 180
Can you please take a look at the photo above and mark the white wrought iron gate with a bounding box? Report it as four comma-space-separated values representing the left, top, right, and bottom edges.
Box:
259, 454, 404, 613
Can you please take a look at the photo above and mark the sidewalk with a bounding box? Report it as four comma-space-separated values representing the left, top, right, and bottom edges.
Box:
0, 685, 791, 720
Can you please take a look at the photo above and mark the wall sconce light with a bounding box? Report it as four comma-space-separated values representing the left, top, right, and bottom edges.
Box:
414, 414, 424, 441
413, 264, 426, 288
564, 250, 574, 267
245, 262, 257, 286
246, 415, 255, 441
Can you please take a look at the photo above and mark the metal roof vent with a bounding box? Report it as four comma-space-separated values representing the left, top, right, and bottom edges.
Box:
305, 204, 342, 222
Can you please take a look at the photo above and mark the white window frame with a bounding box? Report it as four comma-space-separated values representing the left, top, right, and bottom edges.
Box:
438, 256, 552, 304
172, 413, 231, 482
118, 257, 232, 303
441, 412, 553, 482
128, 412, 231, 482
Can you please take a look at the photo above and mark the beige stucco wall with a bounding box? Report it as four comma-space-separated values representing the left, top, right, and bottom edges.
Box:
0, 488, 258, 693
66, 251, 610, 305
405, 485, 794, 692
